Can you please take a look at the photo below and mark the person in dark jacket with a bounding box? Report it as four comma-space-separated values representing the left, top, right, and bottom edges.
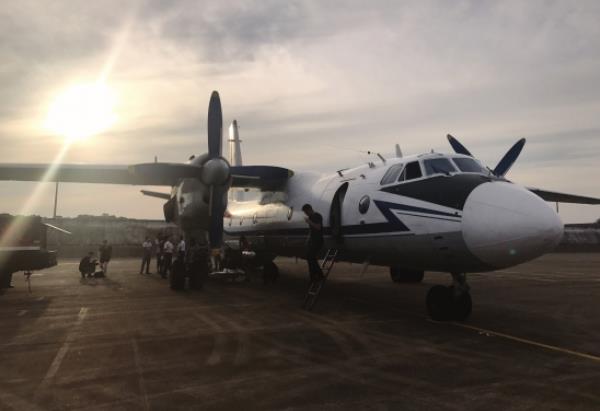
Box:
79, 252, 96, 278
99, 240, 112, 275
302, 204, 324, 282
155, 237, 163, 274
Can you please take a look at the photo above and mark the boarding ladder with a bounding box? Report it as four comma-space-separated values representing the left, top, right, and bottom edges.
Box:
303, 248, 338, 311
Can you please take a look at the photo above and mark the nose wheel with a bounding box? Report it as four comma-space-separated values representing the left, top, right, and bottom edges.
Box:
426, 273, 472, 321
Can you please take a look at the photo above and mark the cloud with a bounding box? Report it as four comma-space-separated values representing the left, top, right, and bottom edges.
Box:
0, 1, 599, 222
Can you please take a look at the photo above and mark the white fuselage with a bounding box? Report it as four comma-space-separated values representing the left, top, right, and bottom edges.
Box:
221, 153, 563, 273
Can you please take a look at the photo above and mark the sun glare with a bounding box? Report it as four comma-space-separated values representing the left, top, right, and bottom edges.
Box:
45, 83, 117, 142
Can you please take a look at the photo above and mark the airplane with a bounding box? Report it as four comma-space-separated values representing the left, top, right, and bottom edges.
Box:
1, 91, 599, 321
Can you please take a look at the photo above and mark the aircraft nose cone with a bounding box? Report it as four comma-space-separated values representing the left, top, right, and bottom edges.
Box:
462, 182, 563, 269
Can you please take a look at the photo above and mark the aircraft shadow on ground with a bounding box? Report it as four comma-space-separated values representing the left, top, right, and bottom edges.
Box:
0, 294, 52, 343
193, 266, 567, 333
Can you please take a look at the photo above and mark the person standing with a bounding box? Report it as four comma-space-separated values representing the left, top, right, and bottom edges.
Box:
176, 236, 186, 261
186, 237, 205, 289
99, 240, 112, 275
302, 204, 324, 283
140, 237, 153, 274
155, 237, 164, 274
161, 237, 174, 278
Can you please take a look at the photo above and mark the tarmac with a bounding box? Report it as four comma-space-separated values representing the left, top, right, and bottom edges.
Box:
1, 253, 599, 410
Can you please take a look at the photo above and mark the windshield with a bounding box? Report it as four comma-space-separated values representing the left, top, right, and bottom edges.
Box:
423, 158, 456, 176
380, 164, 404, 185
453, 157, 486, 173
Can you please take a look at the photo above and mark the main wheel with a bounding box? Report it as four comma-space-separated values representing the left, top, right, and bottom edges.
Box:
426, 285, 453, 321
263, 261, 279, 284
169, 260, 186, 291
390, 266, 424, 283
451, 288, 472, 321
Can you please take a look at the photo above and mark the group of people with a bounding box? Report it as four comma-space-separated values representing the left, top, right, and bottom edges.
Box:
141, 235, 201, 278
78, 240, 112, 278
76, 204, 324, 286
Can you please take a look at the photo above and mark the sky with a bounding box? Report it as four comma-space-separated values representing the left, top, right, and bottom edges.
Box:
0, 0, 599, 223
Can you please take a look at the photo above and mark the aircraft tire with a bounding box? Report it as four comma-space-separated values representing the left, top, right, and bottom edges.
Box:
450, 288, 472, 321
390, 266, 424, 283
426, 285, 453, 321
263, 261, 279, 284
170, 260, 186, 291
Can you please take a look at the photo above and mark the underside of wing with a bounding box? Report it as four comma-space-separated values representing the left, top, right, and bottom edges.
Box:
230, 165, 293, 190
528, 188, 600, 205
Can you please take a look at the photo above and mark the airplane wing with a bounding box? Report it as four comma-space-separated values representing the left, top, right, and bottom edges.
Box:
0, 163, 201, 186
0, 163, 294, 190
230, 165, 294, 190
528, 188, 600, 205
140, 190, 171, 199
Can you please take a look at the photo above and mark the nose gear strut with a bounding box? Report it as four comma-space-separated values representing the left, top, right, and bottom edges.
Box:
426, 272, 472, 321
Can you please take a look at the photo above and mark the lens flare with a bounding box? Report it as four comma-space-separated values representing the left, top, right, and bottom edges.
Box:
45, 83, 117, 142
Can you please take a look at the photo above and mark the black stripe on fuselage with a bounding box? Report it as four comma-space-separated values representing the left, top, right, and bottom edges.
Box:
380, 174, 493, 210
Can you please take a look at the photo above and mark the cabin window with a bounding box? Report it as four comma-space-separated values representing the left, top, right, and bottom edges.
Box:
399, 161, 422, 181
380, 164, 404, 185
423, 158, 456, 176
453, 157, 486, 173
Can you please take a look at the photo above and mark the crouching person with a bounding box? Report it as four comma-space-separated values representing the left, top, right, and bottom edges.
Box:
79, 252, 96, 279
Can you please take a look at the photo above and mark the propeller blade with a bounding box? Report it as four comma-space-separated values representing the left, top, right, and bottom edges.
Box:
205, 91, 228, 254
447, 134, 473, 157
493, 138, 526, 177
207, 91, 223, 159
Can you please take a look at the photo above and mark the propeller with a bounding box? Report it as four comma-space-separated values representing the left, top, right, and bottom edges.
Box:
492, 138, 525, 177
446, 134, 526, 177
203, 91, 230, 255
446, 134, 473, 157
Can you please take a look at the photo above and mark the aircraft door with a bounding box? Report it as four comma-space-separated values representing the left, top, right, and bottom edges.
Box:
330, 183, 349, 245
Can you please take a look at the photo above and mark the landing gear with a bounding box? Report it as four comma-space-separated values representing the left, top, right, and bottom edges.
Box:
263, 261, 279, 284
390, 266, 424, 283
0, 271, 12, 289
426, 273, 472, 321
189, 260, 208, 290
169, 259, 186, 291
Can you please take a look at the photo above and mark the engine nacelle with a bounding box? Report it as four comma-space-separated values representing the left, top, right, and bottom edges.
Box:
163, 197, 177, 223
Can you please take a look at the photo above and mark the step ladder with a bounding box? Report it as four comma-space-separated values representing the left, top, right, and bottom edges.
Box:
303, 248, 338, 311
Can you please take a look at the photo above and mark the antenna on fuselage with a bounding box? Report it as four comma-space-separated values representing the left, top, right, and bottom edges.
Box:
365, 151, 386, 165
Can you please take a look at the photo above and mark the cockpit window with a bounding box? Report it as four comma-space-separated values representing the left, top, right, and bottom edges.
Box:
399, 161, 422, 181
423, 158, 456, 176
452, 157, 486, 173
380, 164, 404, 185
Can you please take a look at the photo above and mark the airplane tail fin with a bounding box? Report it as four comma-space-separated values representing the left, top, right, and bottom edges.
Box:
228, 120, 243, 167
228, 120, 244, 201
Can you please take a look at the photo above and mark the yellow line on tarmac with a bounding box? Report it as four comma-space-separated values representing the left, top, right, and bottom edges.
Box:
447, 321, 600, 363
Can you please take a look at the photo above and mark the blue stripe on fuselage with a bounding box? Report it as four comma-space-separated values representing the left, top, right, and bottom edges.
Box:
224, 201, 460, 237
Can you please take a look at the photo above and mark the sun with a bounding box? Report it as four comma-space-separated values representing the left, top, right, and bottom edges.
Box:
45, 82, 117, 142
